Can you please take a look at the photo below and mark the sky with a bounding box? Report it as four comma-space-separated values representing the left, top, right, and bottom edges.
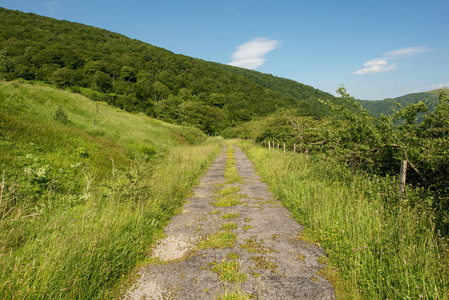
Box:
1, 0, 448, 100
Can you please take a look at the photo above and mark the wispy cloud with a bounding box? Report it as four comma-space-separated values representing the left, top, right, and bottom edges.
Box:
44, 1, 61, 12
353, 45, 429, 75
429, 83, 449, 90
229, 37, 280, 69
385, 45, 429, 58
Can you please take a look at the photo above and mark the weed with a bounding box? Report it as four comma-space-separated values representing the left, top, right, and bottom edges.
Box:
219, 186, 241, 196
222, 213, 240, 220
198, 231, 237, 250
227, 252, 241, 260
211, 260, 248, 284
220, 222, 238, 231
250, 256, 277, 272
213, 194, 243, 207
243, 225, 254, 231
240, 237, 275, 254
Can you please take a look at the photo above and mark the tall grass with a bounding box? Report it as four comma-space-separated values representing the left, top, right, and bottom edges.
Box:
0, 81, 223, 299
238, 141, 449, 300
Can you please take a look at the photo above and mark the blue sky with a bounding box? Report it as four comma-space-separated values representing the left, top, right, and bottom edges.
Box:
1, 0, 448, 100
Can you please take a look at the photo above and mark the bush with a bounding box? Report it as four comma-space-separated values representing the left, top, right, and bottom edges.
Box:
52, 105, 69, 124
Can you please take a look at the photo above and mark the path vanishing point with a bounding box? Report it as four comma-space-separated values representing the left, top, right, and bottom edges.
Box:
123, 144, 335, 299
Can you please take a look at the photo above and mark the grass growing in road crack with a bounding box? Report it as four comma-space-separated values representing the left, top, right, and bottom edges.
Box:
224, 142, 243, 184
240, 237, 275, 254
220, 222, 238, 231
219, 186, 241, 196
222, 213, 240, 220
250, 256, 278, 273
213, 194, 244, 207
198, 231, 237, 250
211, 260, 248, 284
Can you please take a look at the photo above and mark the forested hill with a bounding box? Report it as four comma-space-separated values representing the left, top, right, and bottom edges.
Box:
358, 90, 441, 117
0, 7, 343, 134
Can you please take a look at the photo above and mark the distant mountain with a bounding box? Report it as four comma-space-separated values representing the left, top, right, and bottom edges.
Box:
0, 7, 350, 134
358, 90, 442, 117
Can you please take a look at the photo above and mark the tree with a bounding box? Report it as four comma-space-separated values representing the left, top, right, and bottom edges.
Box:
179, 102, 228, 134
93, 71, 112, 93
120, 66, 137, 82
51, 67, 74, 88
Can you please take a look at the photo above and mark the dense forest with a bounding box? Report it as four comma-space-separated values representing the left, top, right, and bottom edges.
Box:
0, 7, 351, 134
358, 90, 440, 117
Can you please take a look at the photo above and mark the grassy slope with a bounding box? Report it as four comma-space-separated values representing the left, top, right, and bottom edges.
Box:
0, 81, 222, 299
238, 141, 449, 300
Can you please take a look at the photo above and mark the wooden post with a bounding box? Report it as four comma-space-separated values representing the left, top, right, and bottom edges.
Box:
283, 143, 286, 154
399, 160, 407, 195
293, 143, 296, 155
306, 149, 309, 159
268, 141, 271, 151
277, 143, 280, 151
0, 170, 4, 207
350, 152, 356, 178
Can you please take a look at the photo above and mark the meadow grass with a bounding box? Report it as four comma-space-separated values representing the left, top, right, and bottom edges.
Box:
238, 140, 449, 300
0, 81, 222, 299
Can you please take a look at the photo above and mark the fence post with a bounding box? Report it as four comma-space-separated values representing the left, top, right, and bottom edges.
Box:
306, 149, 309, 159
268, 141, 271, 151
293, 143, 296, 155
277, 143, 280, 151
399, 160, 407, 195
283, 143, 286, 154
350, 152, 356, 178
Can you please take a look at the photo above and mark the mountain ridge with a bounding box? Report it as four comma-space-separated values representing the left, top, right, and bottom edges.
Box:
357, 89, 443, 117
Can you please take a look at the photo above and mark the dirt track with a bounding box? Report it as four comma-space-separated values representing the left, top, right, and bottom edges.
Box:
123, 144, 335, 299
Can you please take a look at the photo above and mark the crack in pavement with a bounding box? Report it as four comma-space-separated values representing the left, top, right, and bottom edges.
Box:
123, 144, 335, 299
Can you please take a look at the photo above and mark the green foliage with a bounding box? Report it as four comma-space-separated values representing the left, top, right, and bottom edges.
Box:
0, 7, 348, 135
238, 141, 449, 299
231, 85, 449, 234
179, 101, 228, 135
52, 105, 69, 124
358, 90, 441, 117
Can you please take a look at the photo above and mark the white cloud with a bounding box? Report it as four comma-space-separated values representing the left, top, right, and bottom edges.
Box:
353, 58, 397, 75
229, 37, 280, 69
44, 1, 61, 12
353, 45, 429, 75
384, 45, 429, 58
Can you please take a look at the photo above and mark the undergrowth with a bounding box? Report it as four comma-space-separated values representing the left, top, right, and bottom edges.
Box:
238, 140, 449, 300
0, 81, 223, 299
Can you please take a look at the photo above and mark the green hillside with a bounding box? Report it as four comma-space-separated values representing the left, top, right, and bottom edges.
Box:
358, 90, 441, 117
0, 7, 345, 134
0, 80, 222, 298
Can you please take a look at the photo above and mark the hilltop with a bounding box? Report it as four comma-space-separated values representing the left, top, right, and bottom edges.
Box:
0, 7, 350, 134
358, 89, 442, 117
